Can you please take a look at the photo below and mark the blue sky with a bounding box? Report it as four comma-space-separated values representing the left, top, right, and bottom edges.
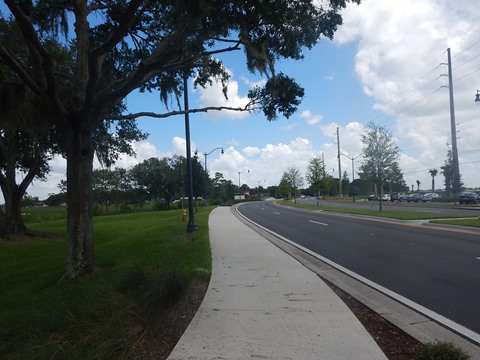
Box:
8, 0, 480, 200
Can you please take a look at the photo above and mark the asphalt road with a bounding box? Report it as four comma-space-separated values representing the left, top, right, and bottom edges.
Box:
237, 201, 480, 339
297, 196, 480, 217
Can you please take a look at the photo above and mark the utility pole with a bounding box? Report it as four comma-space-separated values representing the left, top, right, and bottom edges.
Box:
446, 48, 460, 199
322, 152, 325, 177
337, 127, 342, 196
183, 75, 197, 232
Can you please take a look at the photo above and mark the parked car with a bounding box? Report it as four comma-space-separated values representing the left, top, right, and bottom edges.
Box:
406, 193, 423, 203
422, 193, 439, 202
459, 192, 479, 204
381, 194, 391, 201
367, 194, 376, 201
391, 192, 406, 202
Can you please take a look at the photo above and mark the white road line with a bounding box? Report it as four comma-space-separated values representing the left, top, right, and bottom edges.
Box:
309, 220, 328, 226
273, 211, 281, 215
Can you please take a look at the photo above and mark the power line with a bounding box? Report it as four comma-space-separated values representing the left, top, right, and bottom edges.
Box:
452, 37, 480, 59
453, 53, 480, 71
453, 67, 480, 84
354, 51, 448, 126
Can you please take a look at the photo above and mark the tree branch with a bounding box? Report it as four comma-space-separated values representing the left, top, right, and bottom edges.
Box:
105, 104, 258, 121
90, 0, 147, 58
0, 46, 44, 94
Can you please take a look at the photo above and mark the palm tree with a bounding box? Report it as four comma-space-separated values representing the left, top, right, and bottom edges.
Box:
416, 180, 421, 191
429, 168, 438, 192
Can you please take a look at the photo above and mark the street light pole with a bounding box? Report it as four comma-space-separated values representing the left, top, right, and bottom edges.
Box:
203, 147, 224, 173
201, 147, 223, 205
238, 168, 249, 188
342, 153, 361, 202
257, 179, 265, 198
183, 74, 197, 232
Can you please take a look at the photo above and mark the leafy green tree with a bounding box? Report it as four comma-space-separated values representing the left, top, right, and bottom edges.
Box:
385, 162, 407, 193
341, 171, 350, 197
169, 155, 207, 203
130, 158, 173, 208
441, 150, 463, 199
0, 82, 54, 236
44, 192, 67, 207
0, 18, 146, 237
359, 122, 400, 211
429, 168, 438, 193
20, 194, 39, 207
282, 167, 304, 203
91, 168, 134, 213
209, 172, 235, 203
277, 177, 292, 199
0, 0, 360, 279
306, 155, 325, 204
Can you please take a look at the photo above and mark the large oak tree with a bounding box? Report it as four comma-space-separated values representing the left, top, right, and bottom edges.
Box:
0, 0, 360, 279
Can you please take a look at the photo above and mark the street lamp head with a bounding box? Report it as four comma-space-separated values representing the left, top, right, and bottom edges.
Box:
221, 149, 224, 155
475, 90, 480, 105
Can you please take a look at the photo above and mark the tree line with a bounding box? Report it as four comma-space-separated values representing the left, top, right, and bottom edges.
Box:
277, 122, 464, 208
53, 156, 238, 213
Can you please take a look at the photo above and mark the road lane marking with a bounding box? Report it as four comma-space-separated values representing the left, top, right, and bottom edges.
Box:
273, 202, 480, 236
273, 211, 281, 215
309, 220, 328, 226
305, 211, 480, 236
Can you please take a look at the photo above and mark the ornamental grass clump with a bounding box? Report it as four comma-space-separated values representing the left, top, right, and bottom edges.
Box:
415, 341, 470, 360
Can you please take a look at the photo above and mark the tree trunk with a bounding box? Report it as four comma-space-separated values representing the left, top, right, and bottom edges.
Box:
0, 208, 8, 237
0, 162, 29, 237
63, 130, 95, 280
1, 188, 28, 235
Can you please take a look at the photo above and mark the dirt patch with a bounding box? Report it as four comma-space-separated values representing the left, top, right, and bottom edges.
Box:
324, 278, 422, 360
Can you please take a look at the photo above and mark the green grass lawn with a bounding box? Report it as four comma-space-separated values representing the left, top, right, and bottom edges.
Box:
430, 217, 480, 228
0, 207, 213, 359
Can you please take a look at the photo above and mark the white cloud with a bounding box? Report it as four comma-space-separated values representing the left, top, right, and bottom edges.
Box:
194, 69, 253, 121
280, 123, 298, 131
242, 146, 261, 157
172, 137, 187, 156
114, 141, 163, 168
325, 74, 335, 81
301, 110, 323, 125
209, 138, 324, 187
241, 76, 266, 88
335, 0, 480, 189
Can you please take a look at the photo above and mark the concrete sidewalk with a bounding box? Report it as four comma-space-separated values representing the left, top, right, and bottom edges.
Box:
167, 206, 387, 360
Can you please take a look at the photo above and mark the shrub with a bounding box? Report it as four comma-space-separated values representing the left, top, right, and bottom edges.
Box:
415, 341, 470, 360
115, 266, 190, 335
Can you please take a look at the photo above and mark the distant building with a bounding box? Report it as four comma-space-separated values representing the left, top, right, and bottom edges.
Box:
234, 192, 249, 200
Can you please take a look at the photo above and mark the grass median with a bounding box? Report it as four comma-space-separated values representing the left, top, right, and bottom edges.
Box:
0, 206, 213, 359
278, 200, 480, 227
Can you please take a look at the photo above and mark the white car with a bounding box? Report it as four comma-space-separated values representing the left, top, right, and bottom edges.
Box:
422, 193, 439, 202
381, 194, 391, 201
